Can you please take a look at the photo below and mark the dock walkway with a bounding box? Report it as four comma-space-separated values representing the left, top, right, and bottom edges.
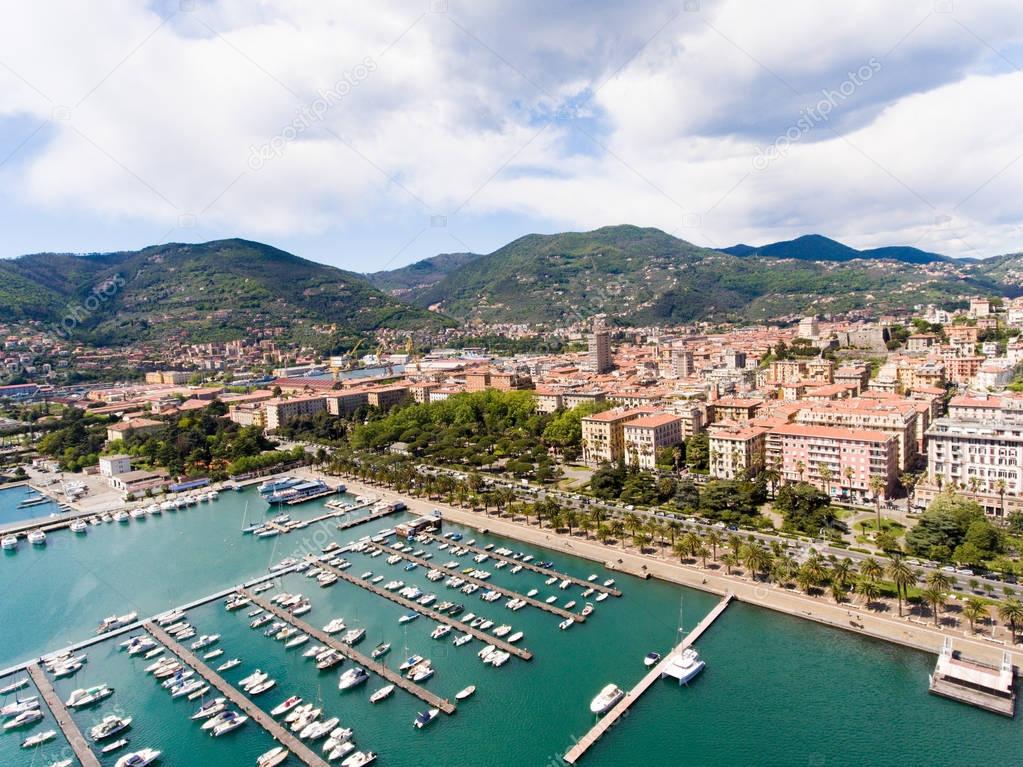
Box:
145, 622, 330, 767
241, 589, 456, 715
424, 533, 622, 596
563, 593, 734, 764
25, 662, 101, 767
336, 505, 400, 532
308, 556, 533, 661
369, 544, 584, 623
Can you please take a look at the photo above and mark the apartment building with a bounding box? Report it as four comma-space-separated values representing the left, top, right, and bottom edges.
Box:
710, 397, 763, 423
793, 399, 919, 471
581, 408, 653, 465
926, 418, 1023, 503
366, 385, 410, 411
144, 371, 191, 385
948, 394, 1023, 424
708, 421, 770, 480
106, 417, 163, 444
325, 390, 369, 416
622, 414, 684, 471
263, 396, 326, 430
533, 387, 564, 414
769, 422, 899, 501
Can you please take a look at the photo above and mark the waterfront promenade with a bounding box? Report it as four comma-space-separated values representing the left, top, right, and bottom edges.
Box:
337, 476, 1023, 669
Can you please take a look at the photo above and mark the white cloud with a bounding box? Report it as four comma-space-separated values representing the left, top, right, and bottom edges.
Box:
0, 0, 1022, 262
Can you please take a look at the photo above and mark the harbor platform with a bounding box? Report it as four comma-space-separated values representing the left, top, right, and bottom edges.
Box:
241, 588, 456, 715
563, 593, 733, 764
145, 621, 331, 767
26, 662, 102, 767
929, 637, 1016, 717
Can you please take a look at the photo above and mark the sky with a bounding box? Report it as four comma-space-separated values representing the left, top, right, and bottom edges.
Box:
1, 0, 1022, 272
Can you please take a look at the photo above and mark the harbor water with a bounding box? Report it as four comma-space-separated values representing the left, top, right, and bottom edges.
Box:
0, 486, 1018, 766
0, 484, 62, 525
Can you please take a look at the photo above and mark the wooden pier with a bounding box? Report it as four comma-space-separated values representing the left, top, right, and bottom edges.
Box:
369, 544, 585, 623
25, 662, 102, 767
307, 556, 533, 661
145, 622, 330, 767
336, 505, 401, 532
257, 502, 389, 537
241, 589, 456, 715
423, 533, 622, 597
563, 594, 734, 764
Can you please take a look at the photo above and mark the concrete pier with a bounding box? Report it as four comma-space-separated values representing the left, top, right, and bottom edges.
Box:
241, 589, 456, 714
25, 662, 101, 767
563, 593, 733, 764
145, 622, 330, 767
369, 544, 585, 623
308, 556, 533, 661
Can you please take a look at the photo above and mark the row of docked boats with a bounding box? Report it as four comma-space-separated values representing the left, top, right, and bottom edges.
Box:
269, 694, 375, 765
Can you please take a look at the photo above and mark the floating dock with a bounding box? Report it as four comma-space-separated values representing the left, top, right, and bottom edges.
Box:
929, 637, 1016, 716
336, 505, 402, 532
368, 544, 585, 623
307, 556, 533, 661
424, 533, 622, 597
145, 621, 331, 767
563, 593, 733, 764
25, 662, 102, 767
241, 588, 456, 715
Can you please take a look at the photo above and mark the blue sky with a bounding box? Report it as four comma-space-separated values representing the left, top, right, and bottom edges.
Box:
1, 0, 1022, 272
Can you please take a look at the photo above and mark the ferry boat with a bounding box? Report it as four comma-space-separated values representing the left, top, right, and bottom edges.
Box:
589, 683, 625, 714
264, 480, 335, 505
258, 476, 303, 496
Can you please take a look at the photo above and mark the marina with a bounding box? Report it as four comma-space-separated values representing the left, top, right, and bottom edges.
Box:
367, 543, 585, 623
144, 622, 331, 767
2, 485, 1022, 766
25, 662, 102, 767
307, 556, 534, 661
241, 588, 457, 715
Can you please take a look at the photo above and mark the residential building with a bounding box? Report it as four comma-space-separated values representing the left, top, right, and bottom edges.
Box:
264, 396, 326, 430
106, 417, 163, 444
926, 418, 1023, 516
366, 385, 409, 410
622, 414, 684, 470
711, 397, 763, 423
589, 317, 613, 374
708, 422, 769, 479
581, 407, 652, 465
794, 399, 918, 471
99, 454, 132, 477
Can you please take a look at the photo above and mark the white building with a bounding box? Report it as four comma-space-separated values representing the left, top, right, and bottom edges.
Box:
99, 454, 132, 478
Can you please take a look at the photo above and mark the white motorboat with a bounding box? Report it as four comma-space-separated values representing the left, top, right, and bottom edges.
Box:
90, 714, 133, 740
4, 709, 43, 729
595, 592, 609, 602
338, 667, 369, 690
212, 713, 248, 736
22, 729, 57, 748
270, 696, 301, 717
643, 651, 662, 667
323, 618, 346, 635
248, 679, 276, 696
191, 698, 226, 721
1, 535, 18, 550
257, 746, 290, 767
507, 631, 524, 643
369, 684, 395, 703
453, 633, 473, 647
101, 738, 129, 754
413, 708, 439, 728
0, 677, 29, 695
27, 530, 46, 545
1, 697, 39, 717
66, 685, 114, 708
285, 634, 310, 650
190, 634, 220, 651
115, 748, 162, 767
341, 751, 377, 767
589, 683, 625, 714
559, 618, 574, 630
455, 685, 476, 700
430, 625, 452, 640
70, 520, 88, 534
370, 642, 390, 659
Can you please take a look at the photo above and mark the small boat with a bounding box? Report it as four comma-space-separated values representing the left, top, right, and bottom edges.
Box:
369, 684, 395, 703
581, 602, 594, 617
285, 634, 310, 649
323, 618, 346, 634
603, 579, 615, 587
203, 648, 224, 661
66, 685, 114, 709
1, 535, 18, 550
212, 713, 248, 736
258, 746, 290, 767
270, 696, 302, 717
0, 677, 29, 695
644, 651, 662, 667
248, 679, 277, 696
527, 589, 538, 597
216, 658, 241, 672
338, 667, 369, 690
191, 699, 226, 720
413, 708, 439, 728
559, 618, 574, 630
90, 714, 133, 740
398, 612, 419, 624
101, 738, 129, 754
587, 574, 598, 582
661, 647, 706, 685
4, 709, 43, 729
589, 683, 625, 714
455, 685, 476, 701
595, 592, 609, 602
398, 655, 423, 672
507, 631, 524, 643
22, 729, 57, 748
430, 625, 452, 640
371, 642, 391, 659
453, 633, 472, 647
341, 752, 377, 767
115, 748, 162, 767
1, 697, 39, 717
545, 596, 557, 604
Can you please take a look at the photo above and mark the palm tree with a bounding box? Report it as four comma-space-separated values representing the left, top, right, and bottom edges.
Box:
996, 478, 1007, 518
921, 584, 947, 626
899, 472, 919, 517
857, 576, 881, 609
795, 564, 817, 594
770, 556, 793, 587
859, 557, 884, 583
795, 460, 805, 483
962, 597, 989, 634
869, 475, 886, 536
564, 509, 579, 536
998, 599, 1023, 643
741, 542, 771, 581
829, 581, 847, 603
705, 530, 723, 561
696, 543, 710, 569
624, 512, 641, 540
721, 552, 738, 576
679, 532, 701, 562
925, 570, 955, 594
843, 466, 854, 499
818, 464, 834, 499
830, 558, 855, 591
727, 534, 742, 560
610, 519, 626, 547
887, 555, 917, 617
579, 515, 594, 539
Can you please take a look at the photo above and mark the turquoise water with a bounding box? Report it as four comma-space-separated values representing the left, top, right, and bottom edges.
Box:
0, 487, 1019, 766
0, 484, 61, 524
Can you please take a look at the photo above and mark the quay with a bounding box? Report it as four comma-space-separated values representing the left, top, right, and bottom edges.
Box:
258, 501, 376, 536
145, 622, 331, 767
422, 532, 622, 597
336, 504, 401, 532
563, 593, 733, 764
367, 544, 585, 623
241, 588, 456, 715
25, 662, 101, 767
307, 556, 533, 661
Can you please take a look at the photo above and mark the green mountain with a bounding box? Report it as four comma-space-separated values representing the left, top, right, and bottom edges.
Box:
367, 252, 483, 295
0, 239, 450, 346
720, 234, 948, 264
410, 225, 1005, 324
